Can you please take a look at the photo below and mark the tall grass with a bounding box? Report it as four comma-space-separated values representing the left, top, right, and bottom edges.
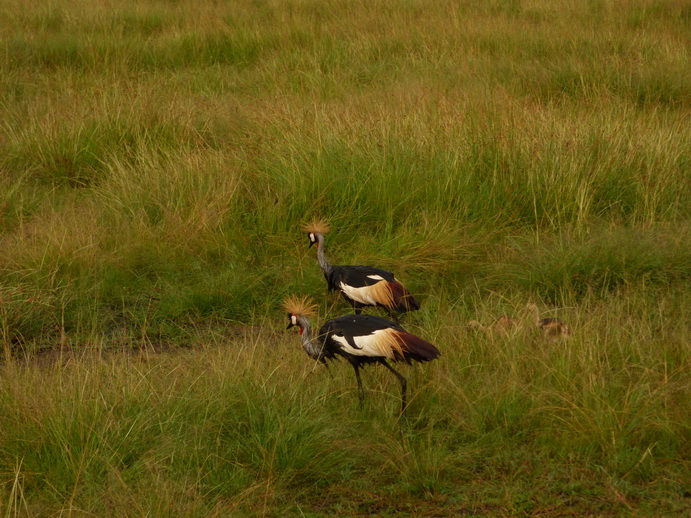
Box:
0, 0, 689, 514
0, 296, 687, 515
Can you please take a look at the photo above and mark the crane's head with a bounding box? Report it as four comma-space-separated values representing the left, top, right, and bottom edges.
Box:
303, 220, 330, 248
283, 295, 317, 334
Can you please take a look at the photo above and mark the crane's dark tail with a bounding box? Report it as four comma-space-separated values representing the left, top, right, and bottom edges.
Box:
388, 281, 421, 313
391, 331, 440, 364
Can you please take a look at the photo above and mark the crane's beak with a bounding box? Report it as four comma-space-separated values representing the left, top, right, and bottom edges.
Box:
286, 321, 295, 329
308, 241, 316, 248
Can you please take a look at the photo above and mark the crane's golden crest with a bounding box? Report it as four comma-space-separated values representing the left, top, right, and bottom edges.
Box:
282, 295, 317, 318
303, 219, 331, 235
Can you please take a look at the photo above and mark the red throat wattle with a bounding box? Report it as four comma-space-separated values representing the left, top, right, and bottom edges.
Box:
299, 327, 303, 335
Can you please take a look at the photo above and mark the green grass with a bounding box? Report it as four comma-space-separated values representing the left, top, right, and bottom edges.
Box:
0, 0, 689, 515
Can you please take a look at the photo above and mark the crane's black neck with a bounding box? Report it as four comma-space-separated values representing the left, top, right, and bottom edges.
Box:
315, 233, 333, 276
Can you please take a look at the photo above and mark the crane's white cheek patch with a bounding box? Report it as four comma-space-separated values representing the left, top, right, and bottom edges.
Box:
331, 329, 400, 359
291, 315, 297, 325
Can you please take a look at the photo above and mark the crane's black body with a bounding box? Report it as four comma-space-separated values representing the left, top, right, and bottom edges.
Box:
325, 264, 419, 314
286, 310, 439, 416
307, 229, 420, 316
325, 265, 395, 290
317, 314, 437, 364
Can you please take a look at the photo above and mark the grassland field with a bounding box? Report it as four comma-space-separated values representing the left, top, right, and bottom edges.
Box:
0, 0, 689, 515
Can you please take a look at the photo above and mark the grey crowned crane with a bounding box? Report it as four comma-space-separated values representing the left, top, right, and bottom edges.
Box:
304, 220, 420, 316
526, 303, 571, 341
283, 296, 440, 416
467, 315, 520, 336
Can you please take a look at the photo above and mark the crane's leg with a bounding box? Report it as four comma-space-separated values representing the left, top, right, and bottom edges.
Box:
351, 362, 365, 406
343, 295, 363, 315
378, 359, 408, 417
387, 309, 403, 324
321, 360, 334, 379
